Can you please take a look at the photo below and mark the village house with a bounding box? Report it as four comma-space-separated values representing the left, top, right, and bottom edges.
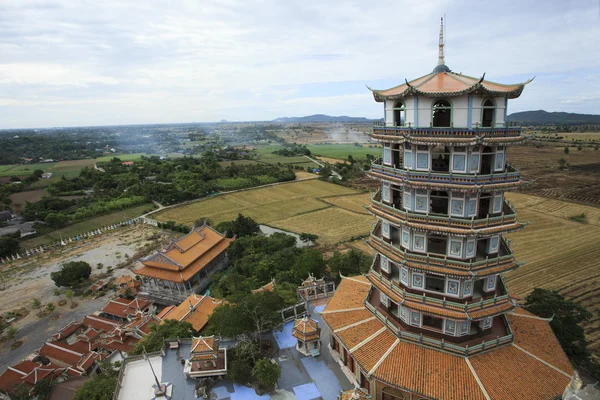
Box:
135, 224, 234, 305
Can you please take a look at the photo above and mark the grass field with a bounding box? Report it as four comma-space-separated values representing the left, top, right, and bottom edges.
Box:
154, 180, 374, 245
0, 163, 57, 177
504, 192, 600, 354
306, 144, 381, 160
22, 204, 154, 248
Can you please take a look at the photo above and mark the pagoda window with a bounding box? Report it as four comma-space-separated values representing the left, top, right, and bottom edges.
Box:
468, 197, 477, 217
422, 314, 442, 330
469, 146, 481, 173
383, 146, 391, 166
412, 272, 424, 289
485, 275, 497, 292
380, 292, 390, 307
458, 321, 470, 336
430, 190, 449, 214
450, 193, 465, 217
432, 99, 452, 127
416, 145, 429, 171
425, 275, 445, 293
481, 99, 496, 128
495, 148, 505, 172
414, 190, 428, 214
451, 146, 467, 173
410, 311, 422, 327
487, 235, 500, 254
481, 316, 493, 330
431, 145, 450, 172
463, 279, 473, 297
444, 319, 457, 335
401, 228, 410, 249
393, 101, 406, 127
399, 305, 407, 322
381, 221, 390, 240
413, 232, 426, 253
403, 149, 413, 169
380, 255, 390, 273
427, 234, 447, 256
403, 191, 412, 211
478, 192, 492, 218
447, 279, 461, 296
492, 193, 503, 214
481, 146, 495, 175
382, 182, 390, 203
466, 239, 476, 258
448, 237, 463, 258
400, 267, 409, 285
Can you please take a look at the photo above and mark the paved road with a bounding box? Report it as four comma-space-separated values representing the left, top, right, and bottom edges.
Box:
0, 296, 107, 372
304, 156, 343, 179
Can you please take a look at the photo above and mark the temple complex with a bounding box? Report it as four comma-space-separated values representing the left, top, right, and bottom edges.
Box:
135, 224, 233, 304
321, 19, 574, 400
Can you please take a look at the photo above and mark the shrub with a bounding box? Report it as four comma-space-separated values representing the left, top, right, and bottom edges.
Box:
252, 359, 281, 390
51, 261, 92, 288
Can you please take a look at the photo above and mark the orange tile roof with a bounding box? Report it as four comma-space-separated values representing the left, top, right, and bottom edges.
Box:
136, 226, 232, 282
323, 276, 572, 400
470, 345, 570, 400
322, 276, 370, 312
190, 336, 219, 360
371, 71, 531, 100
156, 305, 176, 319
162, 294, 224, 332
251, 278, 275, 294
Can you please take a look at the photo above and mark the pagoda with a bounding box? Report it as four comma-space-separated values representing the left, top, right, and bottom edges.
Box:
320, 19, 576, 400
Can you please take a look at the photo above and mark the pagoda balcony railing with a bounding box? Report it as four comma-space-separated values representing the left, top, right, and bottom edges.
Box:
369, 223, 516, 272
370, 162, 521, 186
370, 189, 519, 230
372, 122, 522, 138
368, 261, 511, 312
364, 299, 513, 357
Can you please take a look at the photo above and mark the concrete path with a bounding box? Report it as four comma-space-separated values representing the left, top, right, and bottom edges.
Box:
303, 156, 342, 180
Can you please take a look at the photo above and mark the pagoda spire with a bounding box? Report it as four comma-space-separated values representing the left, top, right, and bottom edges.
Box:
438, 17, 445, 66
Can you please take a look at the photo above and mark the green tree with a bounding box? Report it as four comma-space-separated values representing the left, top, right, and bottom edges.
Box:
46, 302, 56, 313
252, 359, 281, 390
328, 249, 372, 279
33, 169, 44, 178
0, 236, 20, 258
32, 298, 41, 309
228, 341, 261, 384
6, 326, 18, 343
73, 368, 118, 400
32, 378, 54, 399
130, 319, 195, 355
45, 212, 69, 228
564, 147, 570, 154
216, 214, 260, 238
525, 288, 591, 363
51, 261, 92, 288
299, 233, 319, 244
65, 289, 74, 306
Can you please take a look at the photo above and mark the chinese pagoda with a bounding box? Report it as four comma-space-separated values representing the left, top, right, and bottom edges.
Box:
320, 19, 576, 400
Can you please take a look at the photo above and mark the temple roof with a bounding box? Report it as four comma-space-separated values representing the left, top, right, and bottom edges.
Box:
160, 294, 225, 332
136, 225, 233, 282
292, 316, 320, 341
190, 336, 219, 360
321, 277, 573, 400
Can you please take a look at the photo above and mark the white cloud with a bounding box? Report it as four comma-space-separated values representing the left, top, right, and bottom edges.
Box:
0, 0, 598, 128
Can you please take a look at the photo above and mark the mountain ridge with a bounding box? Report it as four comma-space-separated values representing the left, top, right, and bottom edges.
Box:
507, 110, 600, 124
272, 114, 379, 123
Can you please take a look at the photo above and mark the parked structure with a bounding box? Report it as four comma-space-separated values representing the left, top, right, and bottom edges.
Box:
136, 224, 233, 305
321, 19, 574, 400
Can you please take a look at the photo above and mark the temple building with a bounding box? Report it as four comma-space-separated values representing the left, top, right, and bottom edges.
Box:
321, 19, 574, 400
292, 316, 321, 356
135, 224, 233, 304
183, 336, 227, 379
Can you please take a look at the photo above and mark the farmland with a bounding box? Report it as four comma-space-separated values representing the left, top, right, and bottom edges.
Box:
504, 192, 600, 354
154, 180, 374, 245
306, 143, 381, 160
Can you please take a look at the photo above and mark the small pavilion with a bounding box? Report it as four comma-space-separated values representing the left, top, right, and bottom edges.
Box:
339, 388, 371, 400
184, 336, 227, 379
297, 273, 335, 301
292, 316, 321, 356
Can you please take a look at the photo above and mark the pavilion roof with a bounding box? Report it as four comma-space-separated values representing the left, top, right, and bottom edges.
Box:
292, 316, 320, 341
100, 297, 152, 319
160, 294, 225, 332
135, 225, 233, 282
369, 71, 533, 102
321, 277, 573, 400
190, 336, 219, 360
251, 278, 275, 294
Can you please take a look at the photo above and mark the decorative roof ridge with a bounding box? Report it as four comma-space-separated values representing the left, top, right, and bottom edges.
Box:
465, 357, 492, 400
321, 307, 365, 314
44, 341, 83, 356
367, 338, 399, 376
340, 274, 371, 286
512, 343, 572, 378
191, 335, 215, 353
7, 366, 28, 376
334, 316, 377, 333
141, 252, 181, 268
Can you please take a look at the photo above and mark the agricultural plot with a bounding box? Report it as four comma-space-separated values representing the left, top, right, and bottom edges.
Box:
21, 203, 154, 248
0, 163, 57, 177
306, 144, 381, 160
504, 192, 600, 354
8, 190, 49, 211
154, 180, 374, 245
320, 193, 372, 215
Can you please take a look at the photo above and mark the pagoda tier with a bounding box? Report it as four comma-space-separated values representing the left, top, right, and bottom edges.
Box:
371, 125, 526, 146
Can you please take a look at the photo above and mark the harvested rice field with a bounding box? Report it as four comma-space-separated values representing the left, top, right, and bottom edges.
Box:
154, 179, 374, 245
505, 192, 600, 354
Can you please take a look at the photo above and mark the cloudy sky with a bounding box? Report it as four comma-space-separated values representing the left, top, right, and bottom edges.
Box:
1, 0, 599, 128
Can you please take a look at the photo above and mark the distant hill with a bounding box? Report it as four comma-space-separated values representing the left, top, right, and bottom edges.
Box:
272, 114, 378, 123
507, 110, 600, 124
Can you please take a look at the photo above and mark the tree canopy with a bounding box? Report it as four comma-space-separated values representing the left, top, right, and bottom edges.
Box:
328, 249, 372, 280
215, 214, 261, 238
0, 236, 20, 258
73, 360, 119, 400
50, 261, 92, 288
130, 319, 195, 355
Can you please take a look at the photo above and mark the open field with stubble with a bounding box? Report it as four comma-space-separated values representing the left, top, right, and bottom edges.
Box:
154, 180, 374, 245
505, 192, 600, 354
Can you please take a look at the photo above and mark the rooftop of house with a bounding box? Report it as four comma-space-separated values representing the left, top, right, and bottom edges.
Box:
0, 360, 65, 395
100, 297, 152, 319
159, 293, 225, 332
321, 276, 573, 400
135, 224, 233, 282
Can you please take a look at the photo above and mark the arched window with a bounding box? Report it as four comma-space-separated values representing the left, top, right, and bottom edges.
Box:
393, 101, 405, 127
432, 99, 451, 127
481, 99, 495, 128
